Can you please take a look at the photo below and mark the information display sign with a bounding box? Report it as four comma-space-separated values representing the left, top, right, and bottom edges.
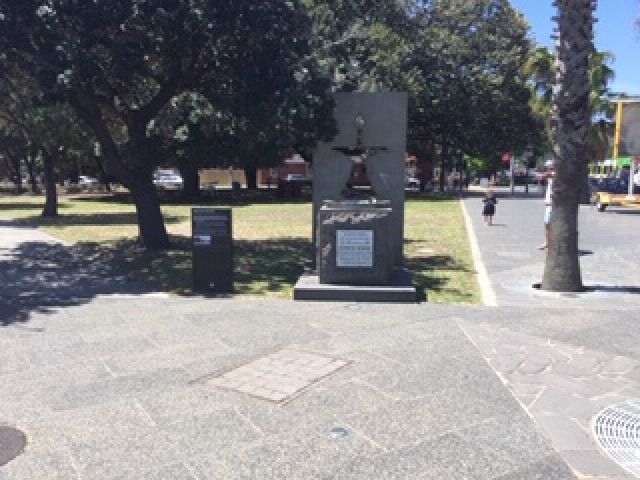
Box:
191, 208, 233, 293
192, 210, 231, 246
336, 230, 373, 267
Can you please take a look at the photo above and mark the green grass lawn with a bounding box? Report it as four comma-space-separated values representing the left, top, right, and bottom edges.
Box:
0, 193, 480, 303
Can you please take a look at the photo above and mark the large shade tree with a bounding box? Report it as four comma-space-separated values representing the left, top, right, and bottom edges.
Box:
0, 1, 334, 248
305, 0, 541, 187
541, 0, 595, 291
0, 66, 94, 212
303, 0, 410, 92
405, 0, 539, 187
0, 67, 38, 194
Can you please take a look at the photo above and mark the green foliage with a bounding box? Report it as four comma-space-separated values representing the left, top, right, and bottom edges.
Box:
0, 1, 337, 246
303, 0, 543, 175
524, 45, 616, 162
303, 0, 410, 91
0, 67, 95, 187
407, 0, 539, 161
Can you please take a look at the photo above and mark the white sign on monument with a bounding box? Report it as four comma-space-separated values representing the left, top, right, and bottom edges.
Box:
336, 230, 373, 267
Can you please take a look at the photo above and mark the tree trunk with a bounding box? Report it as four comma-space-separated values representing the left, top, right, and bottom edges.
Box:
438, 147, 446, 192
25, 155, 39, 194
129, 177, 170, 249
578, 159, 591, 204
42, 151, 58, 217
95, 158, 112, 192
244, 164, 258, 190
542, 192, 582, 290
541, 0, 593, 291
70, 93, 171, 249
69, 159, 79, 185
7, 154, 24, 194
179, 163, 200, 199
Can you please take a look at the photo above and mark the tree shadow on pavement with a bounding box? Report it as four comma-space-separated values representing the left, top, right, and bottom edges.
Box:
0, 241, 157, 326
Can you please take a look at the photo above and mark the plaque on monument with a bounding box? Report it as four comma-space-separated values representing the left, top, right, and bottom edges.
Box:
336, 230, 373, 267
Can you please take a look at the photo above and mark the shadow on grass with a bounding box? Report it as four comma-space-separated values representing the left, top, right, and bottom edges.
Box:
405, 253, 477, 302
0, 234, 315, 325
0, 201, 69, 211
0, 212, 184, 228
1, 226, 474, 325
130, 235, 314, 296
76, 191, 313, 207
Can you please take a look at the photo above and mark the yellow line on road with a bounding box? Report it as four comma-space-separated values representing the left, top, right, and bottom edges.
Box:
460, 199, 498, 306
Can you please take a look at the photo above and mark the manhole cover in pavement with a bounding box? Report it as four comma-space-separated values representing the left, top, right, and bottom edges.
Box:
207, 347, 351, 404
0, 426, 27, 466
592, 399, 640, 477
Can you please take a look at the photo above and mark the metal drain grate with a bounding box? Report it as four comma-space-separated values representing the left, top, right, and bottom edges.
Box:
592, 399, 640, 477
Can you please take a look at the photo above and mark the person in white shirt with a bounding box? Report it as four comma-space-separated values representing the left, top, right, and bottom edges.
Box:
539, 165, 555, 250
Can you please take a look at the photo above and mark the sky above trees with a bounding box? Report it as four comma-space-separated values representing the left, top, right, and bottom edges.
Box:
510, 0, 640, 96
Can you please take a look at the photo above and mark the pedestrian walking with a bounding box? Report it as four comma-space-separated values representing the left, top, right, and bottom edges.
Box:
482, 188, 497, 226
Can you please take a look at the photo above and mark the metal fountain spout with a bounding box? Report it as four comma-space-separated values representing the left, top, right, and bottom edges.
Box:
331, 114, 387, 199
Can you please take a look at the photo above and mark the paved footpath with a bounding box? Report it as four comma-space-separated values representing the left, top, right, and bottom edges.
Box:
1, 199, 639, 479
462, 192, 640, 479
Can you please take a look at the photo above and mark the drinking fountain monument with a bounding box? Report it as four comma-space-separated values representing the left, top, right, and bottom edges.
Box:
293, 92, 417, 302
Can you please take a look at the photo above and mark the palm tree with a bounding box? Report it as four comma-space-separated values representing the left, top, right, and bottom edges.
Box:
524, 47, 554, 126
541, 0, 595, 292
587, 51, 616, 164
525, 47, 614, 165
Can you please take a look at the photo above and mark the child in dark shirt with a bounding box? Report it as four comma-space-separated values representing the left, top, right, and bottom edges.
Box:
482, 189, 497, 226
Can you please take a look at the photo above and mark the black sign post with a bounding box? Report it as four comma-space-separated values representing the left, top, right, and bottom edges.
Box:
191, 208, 233, 293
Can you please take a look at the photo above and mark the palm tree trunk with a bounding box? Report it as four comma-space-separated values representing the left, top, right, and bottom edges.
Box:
541, 0, 594, 292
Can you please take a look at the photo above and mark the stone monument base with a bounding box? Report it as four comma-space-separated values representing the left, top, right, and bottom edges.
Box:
317, 200, 393, 285
293, 268, 418, 303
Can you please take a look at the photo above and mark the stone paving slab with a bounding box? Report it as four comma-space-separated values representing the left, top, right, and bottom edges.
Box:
207, 347, 350, 403
459, 318, 639, 478
0, 294, 574, 479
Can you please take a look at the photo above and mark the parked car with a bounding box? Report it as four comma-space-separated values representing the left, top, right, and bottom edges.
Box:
78, 175, 100, 188
592, 177, 630, 195
283, 173, 312, 185
404, 175, 420, 189
284, 173, 311, 183
153, 170, 183, 190
513, 173, 536, 185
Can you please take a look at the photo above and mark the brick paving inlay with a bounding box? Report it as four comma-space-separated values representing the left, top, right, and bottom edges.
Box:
207, 347, 351, 403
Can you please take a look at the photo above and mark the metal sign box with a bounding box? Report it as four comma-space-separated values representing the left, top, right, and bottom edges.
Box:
191, 208, 233, 293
